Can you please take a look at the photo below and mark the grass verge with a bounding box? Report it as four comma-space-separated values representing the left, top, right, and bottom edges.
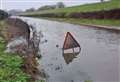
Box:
40, 17, 120, 27
21, 0, 120, 27
0, 38, 30, 82
22, 0, 120, 15
0, 21, 30, 82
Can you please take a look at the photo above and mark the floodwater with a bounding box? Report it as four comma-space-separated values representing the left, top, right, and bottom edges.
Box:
20, 17, 120, 82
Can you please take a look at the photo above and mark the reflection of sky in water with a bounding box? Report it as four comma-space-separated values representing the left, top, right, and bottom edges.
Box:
21, 17, 120, 82
95, 29, 120, 45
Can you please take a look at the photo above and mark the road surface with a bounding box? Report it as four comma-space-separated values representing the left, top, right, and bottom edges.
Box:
21, 17, 120, 82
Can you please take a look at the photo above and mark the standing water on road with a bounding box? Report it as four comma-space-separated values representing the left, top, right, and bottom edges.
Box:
20, 17, 120, 82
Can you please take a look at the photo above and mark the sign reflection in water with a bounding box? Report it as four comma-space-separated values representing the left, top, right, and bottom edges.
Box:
63, 32, 81, 64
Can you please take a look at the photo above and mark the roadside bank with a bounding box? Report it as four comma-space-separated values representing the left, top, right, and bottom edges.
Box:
0, 18, 45, 82
0, 21, 30, 82
35, 17, 120, 31
21, 1, 120, 29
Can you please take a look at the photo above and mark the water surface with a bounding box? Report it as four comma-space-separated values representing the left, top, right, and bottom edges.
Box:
21, 17, 120, 82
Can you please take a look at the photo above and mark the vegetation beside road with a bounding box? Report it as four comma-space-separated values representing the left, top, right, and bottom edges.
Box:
0, 21, 30, 82
22, 0, 120, 27
0, 41, 30, 82
0, 10, 8, 20
42, 18, 120, 26
22, 0, 119, 15
0, 17, 45, 82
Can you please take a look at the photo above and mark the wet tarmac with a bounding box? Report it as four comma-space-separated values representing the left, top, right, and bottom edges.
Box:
20, 17, 120, 82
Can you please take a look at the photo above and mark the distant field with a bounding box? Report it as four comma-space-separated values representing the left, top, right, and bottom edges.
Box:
23, 0, 120, 15
22, 0, 120, 27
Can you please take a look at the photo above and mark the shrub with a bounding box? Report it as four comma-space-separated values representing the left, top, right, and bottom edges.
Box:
0, 10, 8, 20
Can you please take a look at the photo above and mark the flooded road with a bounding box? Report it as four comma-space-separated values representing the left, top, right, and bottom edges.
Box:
21, 17, 120, 82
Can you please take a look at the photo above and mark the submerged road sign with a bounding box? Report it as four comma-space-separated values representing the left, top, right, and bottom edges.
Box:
63, 32, 81, 64
63, 32, 80, 50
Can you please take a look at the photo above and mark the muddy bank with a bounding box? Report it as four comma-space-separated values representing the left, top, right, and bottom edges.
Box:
69, 8, 120, 19
2, 18, 45, 82
23, 8, 120, 19
4, 18, 30, 42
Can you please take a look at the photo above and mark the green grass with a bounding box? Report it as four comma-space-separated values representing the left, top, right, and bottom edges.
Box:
21, 0, 120, 27
23, 0, 120, 15
0, 39, 30, 82
40, 17, 120, 27
0, 21, 30, 82
84, 80, 93, 82
63, 18, 120, 26
0, 20, 8, 29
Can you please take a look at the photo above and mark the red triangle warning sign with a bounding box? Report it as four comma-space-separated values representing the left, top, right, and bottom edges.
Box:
63, 32, 80, 50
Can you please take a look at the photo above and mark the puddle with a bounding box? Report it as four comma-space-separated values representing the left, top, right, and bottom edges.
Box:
20, 17, 120, 82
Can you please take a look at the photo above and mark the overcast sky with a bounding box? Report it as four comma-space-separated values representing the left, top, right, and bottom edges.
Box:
0, 0, 109, 11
